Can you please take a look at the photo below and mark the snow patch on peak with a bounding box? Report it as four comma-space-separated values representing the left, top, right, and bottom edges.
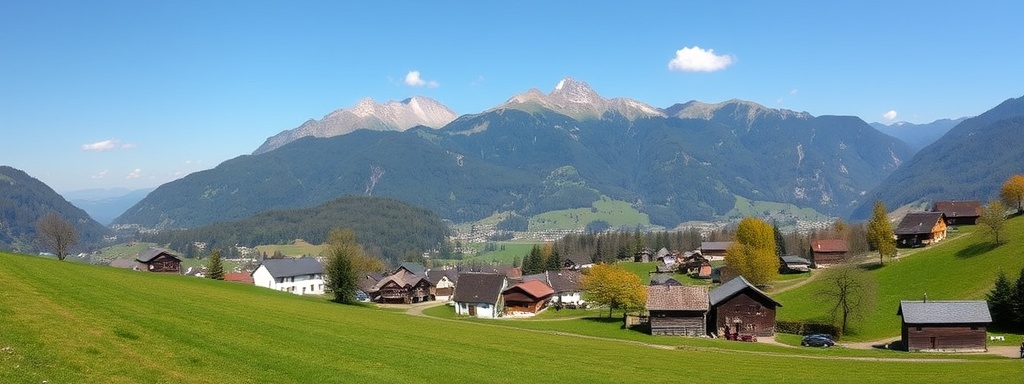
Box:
555, 78, 566, 91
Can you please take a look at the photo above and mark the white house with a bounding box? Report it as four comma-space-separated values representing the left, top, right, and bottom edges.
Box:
252, 258, 325, 295
453, 272, 507, 318
523, 270, 585, 307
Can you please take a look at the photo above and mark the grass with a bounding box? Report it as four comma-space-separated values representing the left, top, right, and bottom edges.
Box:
2, 252, 1021, 383
774, 216, 1024, 341
255, 239, 325, 257
94, 242, 162, 261
460, 241, 540, 264
619, 261, 711, 285
529, 196, 652, 231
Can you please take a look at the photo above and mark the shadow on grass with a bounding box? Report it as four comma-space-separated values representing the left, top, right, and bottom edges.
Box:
956, 242, 1000, 259
859, 263, 885, 272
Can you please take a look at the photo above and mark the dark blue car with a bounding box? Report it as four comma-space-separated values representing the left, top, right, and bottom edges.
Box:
801, 334, 835, 347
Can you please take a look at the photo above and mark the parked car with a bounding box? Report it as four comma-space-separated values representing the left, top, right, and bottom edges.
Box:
801, 334, 835, 347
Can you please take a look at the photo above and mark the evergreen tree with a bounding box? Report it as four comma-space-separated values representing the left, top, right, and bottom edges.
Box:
987, 270, 1015, 330
524, 245, 543, 274
546, 248, 562, 271
1014, 268, 1024, 332
772, 223, 786, 257
206, 249, 224, 280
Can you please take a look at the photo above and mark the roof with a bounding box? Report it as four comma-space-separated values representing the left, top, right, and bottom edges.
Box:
894, 212, 946, 235
780, 255, 812, 265
546, 270, 582, 293
897, 300, 992, 324
563, 253, 593, 266
257, 258, 323, 278
932, 200, 981, 218
223, 272, 254, 284
701, 242, 732, 252
505, 280, 554, 299
810, 239, 849, 253
425, 268, 459, 285
646, 285, 709, 311
396, 262, 427, 276
371, 268, 427, 291
452, 273, 506, 304
650, 274, 682, 286
709, 275, 781, 307
136, 247, 181, 263
109, 258, 137, 269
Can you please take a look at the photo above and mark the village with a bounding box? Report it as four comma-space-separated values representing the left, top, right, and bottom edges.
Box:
104, 199, 1006, 355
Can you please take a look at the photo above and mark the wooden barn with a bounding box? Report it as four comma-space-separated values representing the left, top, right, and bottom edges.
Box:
369, 267, 432, 304
502, 280, 554, 316
700, 242, 731, 260
135, 248, 181, 273
709, 276, 782, 340
897, 300, 991, 352
646, 285, 709, 337
931, 200, 981, 225
894, 212, 947, 248
809, 239, 848, 267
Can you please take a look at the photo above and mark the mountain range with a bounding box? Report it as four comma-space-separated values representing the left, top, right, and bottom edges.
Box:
870, 118, 966, 152
63, 188, 154, 226
113, 78, 912, 230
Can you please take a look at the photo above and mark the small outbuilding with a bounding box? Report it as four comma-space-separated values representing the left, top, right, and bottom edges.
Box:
135, 248, 182, 273
700, 242, 731, 260
897, 300, 991, 352
503, 280, 555, 316
809, 239, 849, 267
931, 200, 981, 226
646, 285, 709, 337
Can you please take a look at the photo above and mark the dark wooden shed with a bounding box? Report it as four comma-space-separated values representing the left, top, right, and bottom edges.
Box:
897, 300, 991, 352
646, 285, 709, 337
135, 248, 181, 273
709, 276, 782, 339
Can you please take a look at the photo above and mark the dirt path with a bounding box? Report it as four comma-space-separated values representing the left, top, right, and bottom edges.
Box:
403, 300, 447, 317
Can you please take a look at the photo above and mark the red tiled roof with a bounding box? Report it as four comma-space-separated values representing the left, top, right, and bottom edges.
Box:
810, 239, 848, 253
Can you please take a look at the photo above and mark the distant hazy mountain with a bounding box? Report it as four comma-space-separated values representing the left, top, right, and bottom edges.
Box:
869, 118, 966, 152
852, 95, 1024, 219
63, 187, 154, 225
253, 96, 457, 154
115, 78, 910, 230
0, 166, 112, 253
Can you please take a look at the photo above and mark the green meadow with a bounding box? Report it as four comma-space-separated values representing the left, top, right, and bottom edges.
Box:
2, 251, 1022, 383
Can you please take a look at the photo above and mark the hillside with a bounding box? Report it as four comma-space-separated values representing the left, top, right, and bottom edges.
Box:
2, 252, 1019, 383
852, 95, 1024, 219
115, 79, 910, 230
142, 195, 450, 264
0, 165, 112, 253
774, 215, 1024, 341
870, 118, 965, 152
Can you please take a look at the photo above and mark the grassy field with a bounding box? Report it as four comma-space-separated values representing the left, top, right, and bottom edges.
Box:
460, 241, 540, 264
774, 215, 1024, 341
529, 196, 651, 231
255, 239, 325, 257
722, 195, 828, 227
3, 252, 1020, 383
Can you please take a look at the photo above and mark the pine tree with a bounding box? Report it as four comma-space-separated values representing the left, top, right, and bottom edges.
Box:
1014, 268, 1024, 332
206, 250, 224, 280
772, 223, 786, 257
546, 248, 562, 271
987, 270, 1015, 330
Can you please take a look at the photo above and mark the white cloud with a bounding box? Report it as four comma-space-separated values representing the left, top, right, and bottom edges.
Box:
790, 89, 799, 95
405, 71, 439, 88
126, 168, 143, 179
90, 170, 109, 179
81, 139, 135, 151
883, 110, 898, 121
668, 46, 734, 72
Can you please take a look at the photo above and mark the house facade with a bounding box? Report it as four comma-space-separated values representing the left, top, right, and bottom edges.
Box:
453, 273, 507, 318
898, 300, 991, 352
700, 242, 731, 260
135, 248, 181, 273
251, 258, 325, 295
709, 276, 782, 339
931, 201, 981, 226
646, 285, 709, 336
895, 212, 947, 248
426, 269, 458, 301
370, 268, 432, 304
809, 239, 849, 267
503, 280, 555, 316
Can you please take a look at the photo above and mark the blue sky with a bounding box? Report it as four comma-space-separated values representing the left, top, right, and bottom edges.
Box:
2, 1, 1022, 192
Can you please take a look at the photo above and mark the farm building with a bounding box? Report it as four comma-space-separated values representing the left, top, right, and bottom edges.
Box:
503, 279, 554, 316
522, 270, 585, 307
709, 276, 782, 340
700, 242, 731, 260
646, 285, 709, 337
894, 212, 947, 248
368, 267, 432, 304
426, 268, 458, 301
251, 258, 325, 295
897, 300, 991, 352
809, 239, 848, 267
453, 272, 507, 318
562, 253, 594, 270
649, 274, 683, 287
135, 248, 181, 273
931, 200, 981, 225
779, 255, 812, 273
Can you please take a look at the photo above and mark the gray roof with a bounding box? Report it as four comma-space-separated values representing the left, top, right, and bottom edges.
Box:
898, 300, 992, 324
709, 275, 781, 307
781, 255, 812, 265
701, 241, 732, 251
257, 258, 323, 278
397, 262, 427, 276
136, 247, 180, 263
425, 268, 459, 285
649, 274, 682, 286
452, 273, 506, 304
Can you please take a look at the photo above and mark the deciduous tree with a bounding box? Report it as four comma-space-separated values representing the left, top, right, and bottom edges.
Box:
724, 217, 778, 286
866, 201, 896, 265
323, 228, 378, 303
36, 213, 77, 261
581, 264, 647, 317
977, 199, 1007, 245
819, 265, 877, 335
206, 249, 224, 280
1000, 174, 1024, 214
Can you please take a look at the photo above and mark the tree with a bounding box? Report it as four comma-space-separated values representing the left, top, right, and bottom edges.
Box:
546, 248, 562, 271
36, 213, 78, 261
819, 265, 877, 335
323, 228, 373, 304
580, 264, 647, 318
1014, 267, 1024, 332
206, 249, 224, 280
1000, 174, 1024, 214
772, 223, 786, 257
724, 217, 778, 286
523, 245, 543, 274
977, 199, 1007, 245
866, 201, 896, 266
987, 270, 1015, 330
